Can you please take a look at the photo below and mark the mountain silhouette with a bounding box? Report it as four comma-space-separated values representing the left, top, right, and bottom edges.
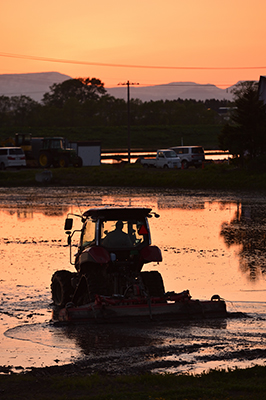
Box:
0, 72, 72, 101
106, 82, 234, 102
0, 72, 235, 102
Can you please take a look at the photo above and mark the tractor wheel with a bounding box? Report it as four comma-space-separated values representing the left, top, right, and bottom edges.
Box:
140, 271, 165, 297
51, 270, 74, 307
72, 273, 98, 306
72, 266, 108, 306
38, 152, 52, 168
73, 156, 83, 168
59, 156, 69, 168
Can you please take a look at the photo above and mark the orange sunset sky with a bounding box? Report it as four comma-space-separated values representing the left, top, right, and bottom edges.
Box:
1, 0, 266, 88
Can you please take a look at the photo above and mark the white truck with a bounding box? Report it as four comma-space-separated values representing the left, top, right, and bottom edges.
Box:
140, 149, 181, 169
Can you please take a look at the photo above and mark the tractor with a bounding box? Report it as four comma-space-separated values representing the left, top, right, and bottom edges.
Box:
51, 207, 164, 308
38, 137, 82, 168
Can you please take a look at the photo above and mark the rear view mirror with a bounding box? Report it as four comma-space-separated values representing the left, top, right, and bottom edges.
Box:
64, 218, 73, 231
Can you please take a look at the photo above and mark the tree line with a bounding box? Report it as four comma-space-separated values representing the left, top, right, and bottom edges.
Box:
0, 77, 231, 128
1, 77, 266, 162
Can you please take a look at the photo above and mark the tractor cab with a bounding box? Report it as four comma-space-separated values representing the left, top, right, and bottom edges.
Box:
80, 207, 151, 249
65, 207, 161, 273
52, 207, 163, 307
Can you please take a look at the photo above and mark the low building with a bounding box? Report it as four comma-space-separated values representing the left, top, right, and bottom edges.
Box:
69, 141, 101, 166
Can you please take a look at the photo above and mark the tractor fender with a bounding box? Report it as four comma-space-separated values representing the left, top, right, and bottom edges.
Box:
140, 245, 162, 263
79, 246, 110, 265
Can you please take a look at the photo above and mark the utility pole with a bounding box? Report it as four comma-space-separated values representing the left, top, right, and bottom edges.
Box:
119, 81, 139, 163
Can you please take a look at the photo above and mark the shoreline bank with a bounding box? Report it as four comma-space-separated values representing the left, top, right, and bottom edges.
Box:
0, 163, 265, 192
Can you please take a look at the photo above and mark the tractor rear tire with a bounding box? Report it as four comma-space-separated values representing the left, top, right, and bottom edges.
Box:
72, 265, 109, 306
73, 156, 83, 168
51, 270, 74, 307
38, 152, 52, 168
140, 271, 165, 297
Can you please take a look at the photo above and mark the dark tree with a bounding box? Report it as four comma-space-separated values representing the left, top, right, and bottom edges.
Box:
42, 77, 106, 108
219, 81, 266, 159
0, 96, 12, 126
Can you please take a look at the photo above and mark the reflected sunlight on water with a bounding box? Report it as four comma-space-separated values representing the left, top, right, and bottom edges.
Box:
0, 187, 266, 374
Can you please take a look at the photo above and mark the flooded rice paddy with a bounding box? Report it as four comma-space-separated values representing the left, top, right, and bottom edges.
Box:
0, 187, 266, 375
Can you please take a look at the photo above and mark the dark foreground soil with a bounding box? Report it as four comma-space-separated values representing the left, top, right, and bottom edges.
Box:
1, 365, 266, 400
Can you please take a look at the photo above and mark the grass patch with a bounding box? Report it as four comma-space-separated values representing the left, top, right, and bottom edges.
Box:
0, 125, 222, 150
1, 163, 266, 192
1, 366, 266, 399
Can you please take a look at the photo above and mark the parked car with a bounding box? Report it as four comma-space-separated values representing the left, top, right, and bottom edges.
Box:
140, 149, 181, 169
0, 147, 26, 170
170, 146, 205, 169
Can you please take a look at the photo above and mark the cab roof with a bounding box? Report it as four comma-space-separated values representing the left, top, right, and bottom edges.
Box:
83, 207, 152, 220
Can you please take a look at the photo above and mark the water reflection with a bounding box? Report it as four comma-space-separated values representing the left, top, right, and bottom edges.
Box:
157, 201, 205, 210
3, 206, 69, 219
220, 202, 266, 281
0, 187, 266, 373
62, 323, 162, 356
1, 188, 266, 294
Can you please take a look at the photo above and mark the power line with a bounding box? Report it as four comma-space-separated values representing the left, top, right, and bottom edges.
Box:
0, 52, 266, 71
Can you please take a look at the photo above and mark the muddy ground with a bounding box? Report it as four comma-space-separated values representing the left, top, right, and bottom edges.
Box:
2, 309, 266, 378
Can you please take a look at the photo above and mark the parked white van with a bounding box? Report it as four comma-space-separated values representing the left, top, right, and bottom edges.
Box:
170, 146, 205, 169
0, 147, 26, 170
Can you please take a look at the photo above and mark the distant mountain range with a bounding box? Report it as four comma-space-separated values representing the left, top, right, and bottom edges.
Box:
0, 72, 235, 102
0, 72, 72, 102
107, 82, 234, 102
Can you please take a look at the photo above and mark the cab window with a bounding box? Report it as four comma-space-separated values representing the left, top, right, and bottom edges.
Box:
81, 219, 96, 248
164, 150, 177, 158
101, 219, 147, 248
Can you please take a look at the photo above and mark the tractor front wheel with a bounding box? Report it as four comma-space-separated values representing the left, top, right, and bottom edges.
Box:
38, 152, 52, 168
59, 156, 69, 168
